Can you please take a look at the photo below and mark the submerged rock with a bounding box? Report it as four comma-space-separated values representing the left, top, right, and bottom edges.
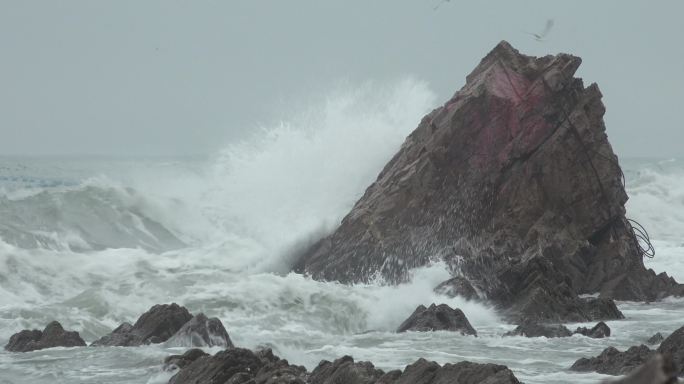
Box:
503, 321, 572, 338
165, 313, 233, 348
606, 354, 678, 384
570, 345, 654, 375
396, 304, 477, 336
91, 303, 193, 346
574, 321, 611, 338
295, 41, 682, 321
4, 321, 86, 352
647, 332, 665, 345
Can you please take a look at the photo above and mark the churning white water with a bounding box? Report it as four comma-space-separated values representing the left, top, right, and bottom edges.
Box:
0, 79, 682, 384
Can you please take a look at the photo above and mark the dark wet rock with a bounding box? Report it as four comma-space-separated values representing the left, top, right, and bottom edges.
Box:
606, 354, 678, 384
4, 321, 86, 352
503, 321, 572, 338
169, 347, 307, 384
91, 303, 193, 346
656, 324, 684, 376
574, 321, 611, 338
164, 348, 209, 371
396, 304, 477, 336
166, 347, 522, 384
434, 277, 480, 300
165, 313, 233, 347
570, 345, 655, 375
309, 356, 384, 384
391, 358, 521, 384
648, 332, 665, 345
295, 41, 682, 322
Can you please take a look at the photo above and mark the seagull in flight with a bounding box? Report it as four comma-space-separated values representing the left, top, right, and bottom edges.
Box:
433, 0, 450, 10
525, 19, 554, 42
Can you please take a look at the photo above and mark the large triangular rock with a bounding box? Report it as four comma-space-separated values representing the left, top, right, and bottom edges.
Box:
295, 41, 682, 321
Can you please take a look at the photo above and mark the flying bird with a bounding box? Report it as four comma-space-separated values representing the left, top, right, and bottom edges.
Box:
433, 0, 450, 11
525, 19, 554, 42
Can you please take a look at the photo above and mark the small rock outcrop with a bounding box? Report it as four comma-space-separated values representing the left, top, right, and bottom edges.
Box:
4, 321, 86, 352
503, 321, 572, 338
91, 303, 192, 346
164, 348, 210, 371
167, 349, 521, 384
647, 332, 665, 345
396, 304, 477, 336
606, 354, 678, 384
434, 277, 480, 300
168, 347, 307, 384
295, 41, 683, 322
570, 345, 654, 375
165, 313, 233, 348
656, 324, 684, 376
309, 356, 385, 384
390, 359, 520, 384
574, 321, 611, 338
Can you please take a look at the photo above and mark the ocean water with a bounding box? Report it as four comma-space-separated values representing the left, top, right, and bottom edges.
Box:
1, 79, 683, 384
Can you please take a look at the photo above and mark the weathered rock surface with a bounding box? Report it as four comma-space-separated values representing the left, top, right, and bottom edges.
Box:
656, 324, 684, 376
309, 356, 384, 384
4, 321, 86, 352
396, 304, 477, 335
503, 321, 572, 338
168, 349, 521, 384
165, 313, 233, 348
570, 345, 655, 375
168, 347, 307, 384
434, 277, 480, 300
574, 321, 611, 338
648, 332, 665, 345
390, 358, 520, 384
164, 348, 210, 371
606, 354, 679, 384
295, 40, 683, 321
91, 303, 193, 346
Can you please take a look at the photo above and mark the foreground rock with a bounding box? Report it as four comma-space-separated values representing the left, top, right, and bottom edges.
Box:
295, 41, 683, 321
656, 325, 684, 376
606, 354, 678, 384
309, 356, 384, 384
91, 303, 193, 346
169, 347, 307, 384
168, 348, 521, 384
503, 321, 572, 338
164, 348, 209, 371
393, 359, 520, 384
571, 345, 655, 375
4, 321, 86, 352
165, 313, 233, 348
572, 324, 684, 376
574, 321, 611, 338
396, 304, 477, 336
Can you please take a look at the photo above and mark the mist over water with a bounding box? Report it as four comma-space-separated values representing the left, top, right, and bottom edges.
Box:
0, 79, 683, 384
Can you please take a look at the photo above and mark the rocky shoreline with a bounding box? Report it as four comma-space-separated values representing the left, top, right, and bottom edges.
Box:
5, 302, 684, 383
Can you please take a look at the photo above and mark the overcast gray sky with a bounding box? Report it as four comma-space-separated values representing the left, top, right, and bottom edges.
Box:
1, 1, 683, 157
